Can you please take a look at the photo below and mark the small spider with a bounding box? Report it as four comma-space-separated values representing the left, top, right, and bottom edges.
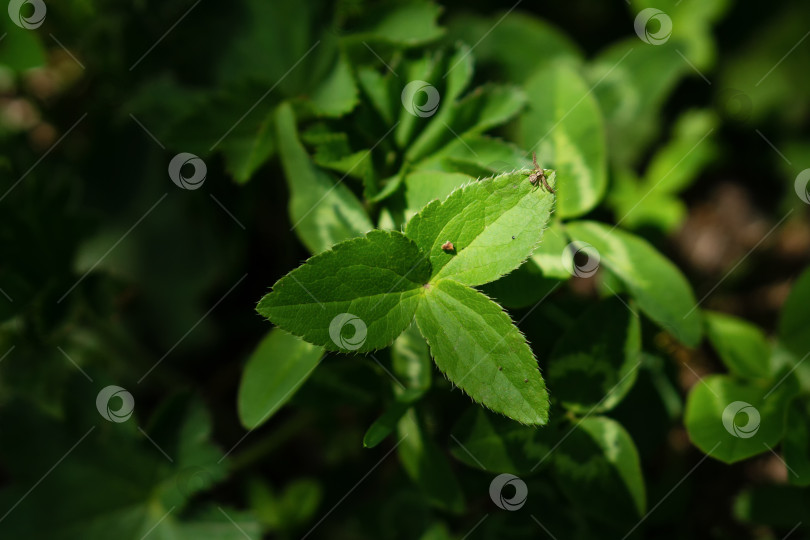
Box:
441, 240, 455, 252
527, 152, 555, 193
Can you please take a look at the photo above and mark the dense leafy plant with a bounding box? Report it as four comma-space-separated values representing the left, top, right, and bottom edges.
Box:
1, 0, 809, 538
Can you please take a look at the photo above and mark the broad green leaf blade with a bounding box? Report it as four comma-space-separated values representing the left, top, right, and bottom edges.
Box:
391, 322, 433, 394
783, 402, 810, 486
450, 407, 554, 474
225, 110, 276, 184
307, 53, 359, 117
405, 170, 557, 287
520, 63, 607, 218
358, 2, 445, 46
684, 374, 799, 464
276, 102, 373, 254
554, 417, 646, 520
397, 409, 465, 513
445, 12, 582, 84
565, 220, 703, 346
404, 171, 475, 215
530, 221, 571, 280
406, 84, 526, 163
237, 329, 324, 429
257, 230, 431, 352
415, 135, 527, 175
548, 298, 641, 413
415, 279, 549, 425
357, 66, 398, 124
778, 268, 810, 359
587, 39, 690, 167
705, 311, 772, 380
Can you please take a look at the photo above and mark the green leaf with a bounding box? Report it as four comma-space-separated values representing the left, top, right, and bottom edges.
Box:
364, 398, 413, 449
565, 220, 703, 346
391, 322, 433, 394
553, 417, 646, 520
359, 2, 445, 46
778, 268, 810, 359
783, 402, 810, 486
587, 39, 691, 167
404, 170, 476, 215
307, 53, 359, 117
276, 102, 373, 254
548, 298, 641, 413
415, 279, 549, 425
684, 374, 798, 463
406, 84, 526, 162
705, 311, 772, 380
445, 12, 582, 84
0, 24, 47, 72
531, 221, 571, 280
415, 135, 527, 176
257, 230, 431, 353
397, 409, 465, 513
450, 407, 553, 474
404, 170, 557, 287
237, 329, 324, 429
357, 66, 398, 124
520, 63, 607, 218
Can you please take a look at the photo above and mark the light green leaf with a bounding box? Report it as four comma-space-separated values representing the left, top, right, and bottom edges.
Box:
450, 407, 554, 474
391, 322, 433, 394
237, 329, 323, 429
406, 84, 526, 162
553, 417, 646, 519
276, 102, 373, 254
705, 311, 772, 380
396, 51, 443, 149
414, 135, 527, 176
359, 2, 445, 46
415, 279, 549, 425
445, 12, 582, 84
308, 53, 359, 117
520, 63, 607, 218
405, 170, 557, 287
565, 220, 703, 346
684, 374, 799, 463
397, 409, 465, 513
531, 221, 571, 280
404, 171, 476, 216
257, 230, 431, 353
587, 39, 690, 167
548, 298, 641, 413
